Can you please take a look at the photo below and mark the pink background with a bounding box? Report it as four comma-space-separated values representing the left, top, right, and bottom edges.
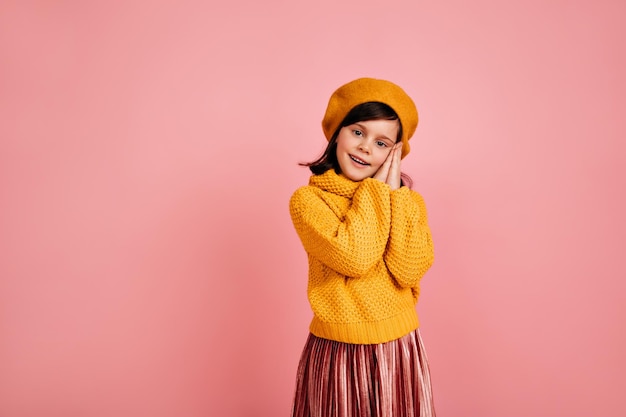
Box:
1, 1, 625, 416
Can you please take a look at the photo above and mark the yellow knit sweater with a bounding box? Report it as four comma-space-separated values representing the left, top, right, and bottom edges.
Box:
289, 169, 434, 345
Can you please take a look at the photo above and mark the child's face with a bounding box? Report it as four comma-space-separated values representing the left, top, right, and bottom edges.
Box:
335, 119, 400, 182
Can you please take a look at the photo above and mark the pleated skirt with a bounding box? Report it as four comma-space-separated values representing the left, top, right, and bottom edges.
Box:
291, 329, 435, 417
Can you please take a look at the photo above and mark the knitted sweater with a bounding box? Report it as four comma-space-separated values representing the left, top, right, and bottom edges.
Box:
289, 169, 434, 345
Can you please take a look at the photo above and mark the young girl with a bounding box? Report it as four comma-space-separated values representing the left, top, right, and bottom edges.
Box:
289, 78, 436, 417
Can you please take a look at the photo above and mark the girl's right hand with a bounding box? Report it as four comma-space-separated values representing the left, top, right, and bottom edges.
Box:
386, 143, 402, 191
372, 147, 393, 183
373, 143, 402, 188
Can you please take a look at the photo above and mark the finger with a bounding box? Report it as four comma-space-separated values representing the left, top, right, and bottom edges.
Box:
373, 146, 394, 182
387, 144, 402, 190
373, 152, 392, 182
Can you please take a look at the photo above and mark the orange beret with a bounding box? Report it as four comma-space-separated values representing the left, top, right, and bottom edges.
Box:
321, 78, 418, 158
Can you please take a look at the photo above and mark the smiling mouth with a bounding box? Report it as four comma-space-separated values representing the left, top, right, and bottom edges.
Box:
349, 154, 370, 166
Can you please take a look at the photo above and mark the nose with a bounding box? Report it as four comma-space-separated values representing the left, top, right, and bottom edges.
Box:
358, 140, 370, 154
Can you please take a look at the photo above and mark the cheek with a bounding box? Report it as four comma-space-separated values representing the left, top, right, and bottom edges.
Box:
335, 140, 347, 157
335, 134, 349, 151
371, 150, 390, 167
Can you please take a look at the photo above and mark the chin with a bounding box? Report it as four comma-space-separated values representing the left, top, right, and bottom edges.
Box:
342, 170, 370, 182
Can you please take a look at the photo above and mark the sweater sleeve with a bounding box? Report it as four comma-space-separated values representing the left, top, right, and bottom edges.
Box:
384, 187, 434, 288
289, 178, 391, 278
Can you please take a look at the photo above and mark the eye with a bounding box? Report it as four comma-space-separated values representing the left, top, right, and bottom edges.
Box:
353, 129, 363, 137
376, 140, 388, 148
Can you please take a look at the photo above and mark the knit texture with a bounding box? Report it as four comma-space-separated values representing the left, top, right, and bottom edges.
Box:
289, 169, 434, 344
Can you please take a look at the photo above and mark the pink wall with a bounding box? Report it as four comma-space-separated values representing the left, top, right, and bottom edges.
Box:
1, 1, 624, 416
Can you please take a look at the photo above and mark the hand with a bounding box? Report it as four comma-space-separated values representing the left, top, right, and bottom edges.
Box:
386, 144, 402, 191
373, 143, 402, 190
372, 145, 394, 183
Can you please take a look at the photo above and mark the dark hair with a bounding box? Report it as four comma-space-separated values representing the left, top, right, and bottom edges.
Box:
301, 101, 413, 188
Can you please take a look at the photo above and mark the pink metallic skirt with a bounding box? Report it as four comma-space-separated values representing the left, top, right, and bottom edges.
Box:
291, 329, 435, 417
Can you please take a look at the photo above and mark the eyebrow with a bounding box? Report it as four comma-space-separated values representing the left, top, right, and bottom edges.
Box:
354, 123, 394, 143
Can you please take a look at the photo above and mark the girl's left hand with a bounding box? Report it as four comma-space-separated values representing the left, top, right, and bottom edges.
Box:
386, 143, 402, 191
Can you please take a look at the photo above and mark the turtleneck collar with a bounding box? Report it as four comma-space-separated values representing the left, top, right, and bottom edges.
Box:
309, 169, 362, 198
